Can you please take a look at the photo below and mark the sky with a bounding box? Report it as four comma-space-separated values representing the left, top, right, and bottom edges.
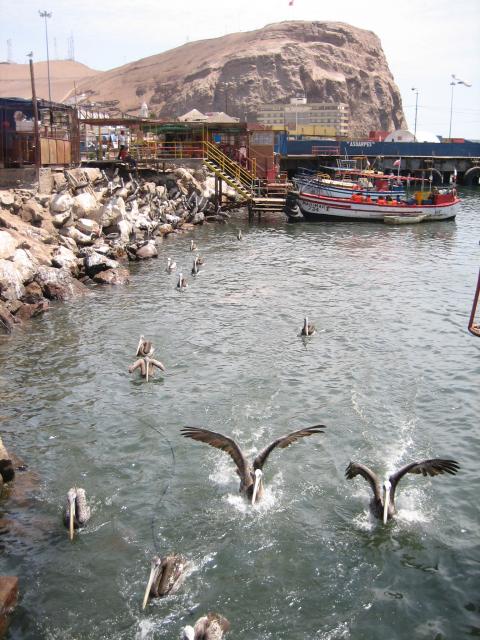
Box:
1, 0, 479, 139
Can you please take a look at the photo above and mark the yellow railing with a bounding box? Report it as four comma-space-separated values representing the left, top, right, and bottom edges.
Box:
129, 139, 258, 194
202, 140, 256, 189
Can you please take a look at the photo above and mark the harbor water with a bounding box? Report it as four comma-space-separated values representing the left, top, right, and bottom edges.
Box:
0, 189, 479, 639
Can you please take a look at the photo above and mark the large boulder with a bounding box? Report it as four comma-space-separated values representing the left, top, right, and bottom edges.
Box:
0, 302, 18, 333
76, 218, 101, 236
0, 259, 25, 300
35, 266, 90, 301
20, 281, 44, 304
0, 191, 15, 208
83, 251, 120, 276
92, 268, 130, 285
12, 248, 37, 283
72, 192, 101, 220
0, 231, 17, 260
14, 300, 49, 322
135, 241, 158, 260
52, 210, 74, 228
50, 192, 74, 214
51, 246, 79, 274
99, 196, 126, 226
19, 199, 44, 225
60, 226, 94, 246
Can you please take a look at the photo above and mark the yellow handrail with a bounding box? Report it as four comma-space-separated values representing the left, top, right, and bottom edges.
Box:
202, 141, 255, 189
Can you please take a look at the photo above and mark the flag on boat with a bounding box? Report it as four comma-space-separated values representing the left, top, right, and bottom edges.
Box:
393, 158, 401, 167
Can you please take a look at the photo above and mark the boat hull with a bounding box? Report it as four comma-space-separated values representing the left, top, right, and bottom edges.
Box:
296, 192, 458, 222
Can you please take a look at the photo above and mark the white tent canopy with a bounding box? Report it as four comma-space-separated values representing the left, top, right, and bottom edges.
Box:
385, 129, 440, 143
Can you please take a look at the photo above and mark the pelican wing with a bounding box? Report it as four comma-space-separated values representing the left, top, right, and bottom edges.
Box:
181, 427, 248, 477
345, 461, 382, 500
253, 425, 326, 470
389, 458, 460, 498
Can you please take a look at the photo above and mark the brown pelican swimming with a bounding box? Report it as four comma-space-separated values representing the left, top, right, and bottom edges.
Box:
195, 255, 205, 266
142, 554, 188, 610
345, 458, 460, 524
177, 273, 188, 289
181, 425, 326, 504
182, 613, 230, 639
237, 229, 242, 240
0, 437, 15, 484
190, 240, 197, 251
136, 335, 154, 357
191, 257, 199, 276
166, 257, 177, 273
300, 316, 316, 336
64, 487, 91, 540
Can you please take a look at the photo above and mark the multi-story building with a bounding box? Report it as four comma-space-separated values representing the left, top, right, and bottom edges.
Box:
256, 97, 349, 138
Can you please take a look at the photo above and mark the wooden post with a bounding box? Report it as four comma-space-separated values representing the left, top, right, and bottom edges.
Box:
29, 59, 41, 169
219, 176, 223, 207
214, 174, 218, 207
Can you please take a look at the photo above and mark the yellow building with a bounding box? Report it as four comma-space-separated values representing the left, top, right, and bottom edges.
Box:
257, 98, 349, 137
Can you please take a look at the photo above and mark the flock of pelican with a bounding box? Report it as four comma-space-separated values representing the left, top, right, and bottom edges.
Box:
61, 233, 461, 638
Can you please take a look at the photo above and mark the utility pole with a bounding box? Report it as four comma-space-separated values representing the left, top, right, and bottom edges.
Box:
28, 54, 41, 169
39, 10, 52, 102
411, 87, 419, 140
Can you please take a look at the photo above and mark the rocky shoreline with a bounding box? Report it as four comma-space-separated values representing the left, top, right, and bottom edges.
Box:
0, 166, 238, 335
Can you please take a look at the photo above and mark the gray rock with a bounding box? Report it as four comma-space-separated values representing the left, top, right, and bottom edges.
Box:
51, 246, 79, 274
0, 191, 15, 208
35, 265, 90, 301
72, 192, 101, 220
0, 259, 25, 300
0, 230, 17, 260
50, 192, 74, 213
135, 241, 158, 260
84, 251, 120, 276
92, 267, 130, 285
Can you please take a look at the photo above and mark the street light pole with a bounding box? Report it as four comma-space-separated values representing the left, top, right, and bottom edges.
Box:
39, 10, 52, 103
411, 87, 419, 140
448, 80, 455, 139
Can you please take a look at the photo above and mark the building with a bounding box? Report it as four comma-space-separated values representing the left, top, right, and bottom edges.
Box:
256, 97, 349, 137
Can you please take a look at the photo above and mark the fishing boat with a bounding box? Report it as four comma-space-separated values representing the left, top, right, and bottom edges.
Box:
293, 161, 406, 200
287, 186, 459, 223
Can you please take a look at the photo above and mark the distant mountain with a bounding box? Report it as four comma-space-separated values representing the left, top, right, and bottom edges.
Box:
69, 21, 406, 136
0, 60, 101, 103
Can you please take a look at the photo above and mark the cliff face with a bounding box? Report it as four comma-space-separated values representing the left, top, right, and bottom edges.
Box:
73, 21, 406, 136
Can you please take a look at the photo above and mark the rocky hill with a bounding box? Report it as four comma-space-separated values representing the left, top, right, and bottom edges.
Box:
70, 21, 406, 136
0, 60, 101, 103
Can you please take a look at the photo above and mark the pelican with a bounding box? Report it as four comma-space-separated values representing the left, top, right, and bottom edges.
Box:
345, 458, 460, 524
64, 487, 91, 540
237, 229, 242, 240
181, 424, 326, 504
182, 613, 230, 639
136, 335, 154, 357
191, 257, 199, 275
177, 273, 188, 289
166, 257, 177, 273
190, 240, 197, 251
300, 316, 316, 336
196, 255, 205, 266
142, 554, 188, 610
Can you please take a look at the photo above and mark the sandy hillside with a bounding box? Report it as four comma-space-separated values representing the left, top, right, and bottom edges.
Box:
0, 60, 101, 103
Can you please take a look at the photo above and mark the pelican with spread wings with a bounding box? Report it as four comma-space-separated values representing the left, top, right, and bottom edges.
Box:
345, 458, 460, 524
181, 425, 326, 505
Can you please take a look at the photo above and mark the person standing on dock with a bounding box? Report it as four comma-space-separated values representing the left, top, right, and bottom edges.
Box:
118, 130, 127, 160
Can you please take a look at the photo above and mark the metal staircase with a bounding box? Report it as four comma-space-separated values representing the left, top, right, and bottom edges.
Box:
203, 141, 255, 201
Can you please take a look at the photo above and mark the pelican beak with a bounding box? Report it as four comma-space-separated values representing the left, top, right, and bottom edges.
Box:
383, 481, 391, 525
252, 469, 262, 505
136, 335, 144, 356
142, 564, 157, 610
145, 357, 149, 382
69, 496, 75, 541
